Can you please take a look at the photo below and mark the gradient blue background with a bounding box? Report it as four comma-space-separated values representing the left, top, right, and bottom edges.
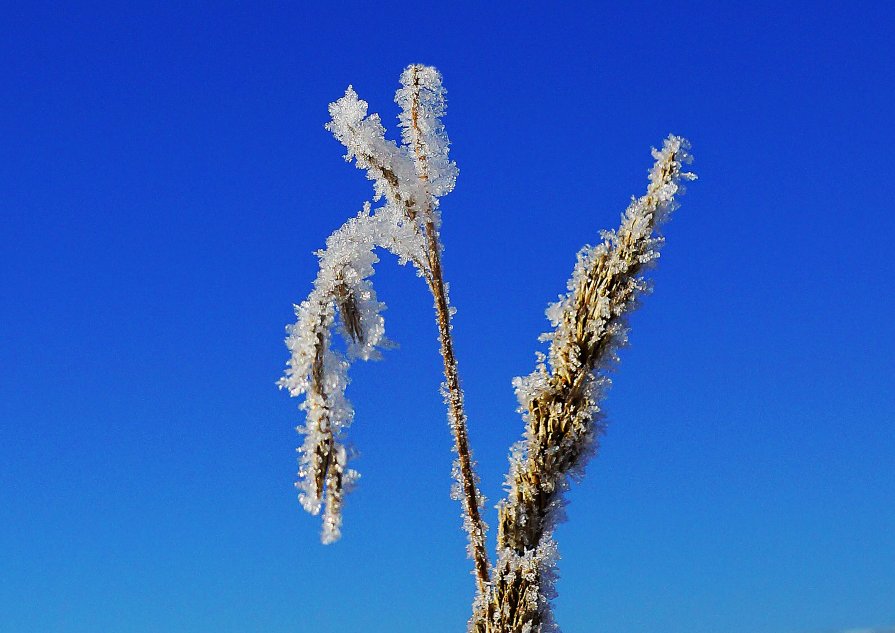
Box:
2, 3, 893, 633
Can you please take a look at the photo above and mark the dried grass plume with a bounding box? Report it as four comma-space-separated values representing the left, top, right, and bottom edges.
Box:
279, 64, 695, 631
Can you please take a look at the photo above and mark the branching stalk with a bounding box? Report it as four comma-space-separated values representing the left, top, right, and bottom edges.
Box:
282, 65, 695, 633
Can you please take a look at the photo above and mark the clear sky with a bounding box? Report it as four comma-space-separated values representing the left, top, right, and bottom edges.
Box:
2, 3, 893, 633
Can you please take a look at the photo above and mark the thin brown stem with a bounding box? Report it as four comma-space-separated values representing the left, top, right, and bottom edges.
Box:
424, 225, 491, 594
407, 65, 492, 596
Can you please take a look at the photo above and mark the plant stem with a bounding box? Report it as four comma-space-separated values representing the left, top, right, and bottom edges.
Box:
406, 65, 491, 596
423, 222, 491, 596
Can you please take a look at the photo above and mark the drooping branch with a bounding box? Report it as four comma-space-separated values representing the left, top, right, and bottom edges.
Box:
279, 206, 388, 544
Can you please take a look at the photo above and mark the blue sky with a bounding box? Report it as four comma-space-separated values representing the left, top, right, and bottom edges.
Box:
1, 2, 893, 632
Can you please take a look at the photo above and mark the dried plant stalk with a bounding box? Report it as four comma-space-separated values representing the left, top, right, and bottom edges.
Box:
280, 65, 695, 632
473, 136, 695, 633
401, 63, 491, 595
281, 65, 490, 593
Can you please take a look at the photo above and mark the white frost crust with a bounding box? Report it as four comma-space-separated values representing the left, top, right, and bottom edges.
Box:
279, 206, 392, 543
325, 86, 432, 258
395, 64, 459, 199
282, 70, 463, 543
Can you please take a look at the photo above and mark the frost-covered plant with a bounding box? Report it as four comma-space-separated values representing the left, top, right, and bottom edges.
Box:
279, 64, 695, 631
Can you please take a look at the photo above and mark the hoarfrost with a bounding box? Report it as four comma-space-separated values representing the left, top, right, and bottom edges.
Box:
281, 65, 468, 545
